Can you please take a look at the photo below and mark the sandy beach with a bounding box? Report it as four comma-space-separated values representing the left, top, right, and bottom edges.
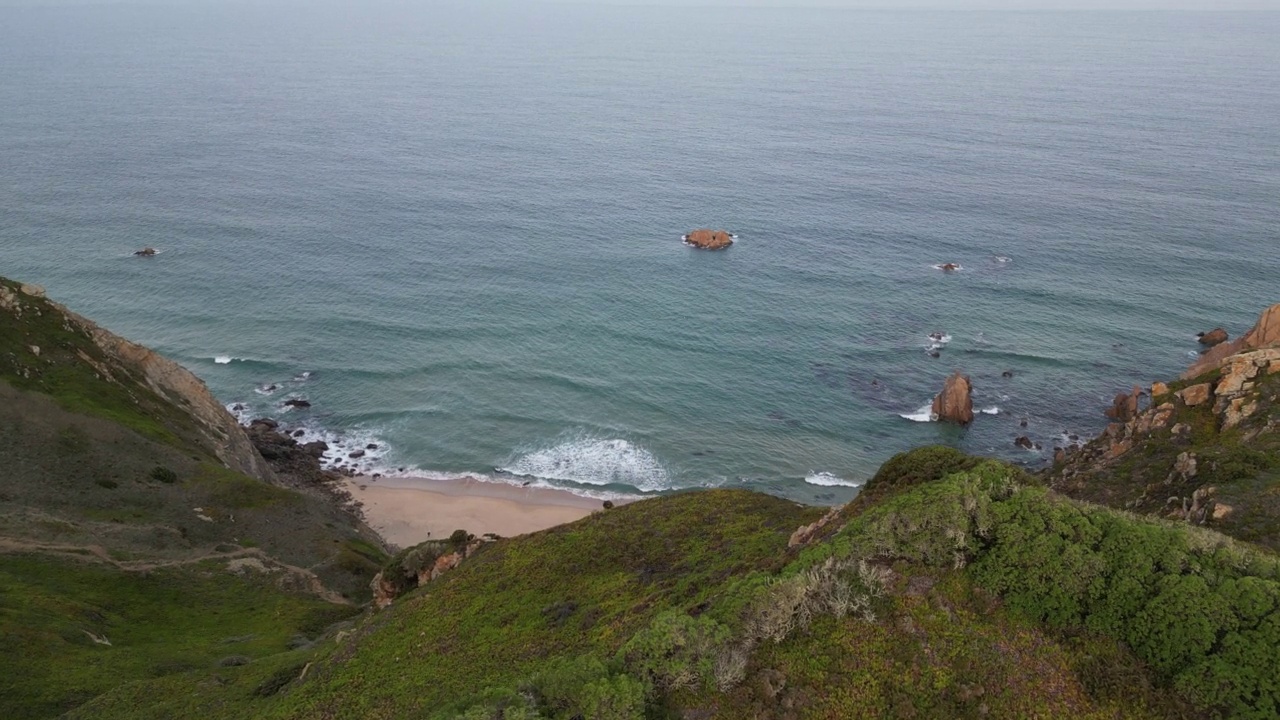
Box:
343, 475, 612, 548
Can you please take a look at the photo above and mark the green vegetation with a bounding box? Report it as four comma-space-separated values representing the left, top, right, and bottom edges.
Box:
0, 278, 197, 448
0, 554, 357, 720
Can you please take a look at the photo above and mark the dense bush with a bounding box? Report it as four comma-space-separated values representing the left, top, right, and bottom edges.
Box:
965, 488, 1280, 718
857, 445, 988, 505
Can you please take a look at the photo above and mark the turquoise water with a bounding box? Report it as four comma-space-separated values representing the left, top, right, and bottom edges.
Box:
3, 5, 1278, 503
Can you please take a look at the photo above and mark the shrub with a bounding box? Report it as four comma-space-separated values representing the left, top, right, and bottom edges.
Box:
525, 656, 646, 720
858, 445, 986, 504
618, 612, 729, 693
149, 466, 178, 484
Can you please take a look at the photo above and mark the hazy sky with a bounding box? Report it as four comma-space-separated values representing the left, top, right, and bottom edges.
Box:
1, 0, 1277, 8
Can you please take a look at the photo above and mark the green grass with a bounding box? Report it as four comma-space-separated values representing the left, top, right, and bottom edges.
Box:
0, 554, 358, 719
0, 277, 199, 449
268, 489, 821, 720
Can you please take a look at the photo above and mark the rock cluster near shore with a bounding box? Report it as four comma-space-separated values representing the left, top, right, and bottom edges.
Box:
684, 229, 734, 250
1050, 301, 1280, 534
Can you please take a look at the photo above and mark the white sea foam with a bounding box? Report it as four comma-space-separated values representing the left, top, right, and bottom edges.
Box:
214, 356, 233, 364
498, 437, 671, 492
804, 471, 864, 488
994, 255, 1012, 263
981, 406, 1000, 415
900, 404, 935, 422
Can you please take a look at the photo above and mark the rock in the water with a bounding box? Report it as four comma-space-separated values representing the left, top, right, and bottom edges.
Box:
683, 229, 734, 250
1014, 436, 1034, 450
931, 371, 974, 425
1184, 303, 1280, 378
134, 247, 158, 257
1198, 328, 1228, 346
284, 399, 312, 409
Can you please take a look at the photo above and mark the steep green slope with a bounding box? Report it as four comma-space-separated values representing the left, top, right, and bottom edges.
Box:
0, 554, 355, 720
0, 277, 387, 718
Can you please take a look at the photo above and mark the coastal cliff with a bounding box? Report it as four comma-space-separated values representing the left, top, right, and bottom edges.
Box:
1, 278, 271, 481
4, 278, 1279, 720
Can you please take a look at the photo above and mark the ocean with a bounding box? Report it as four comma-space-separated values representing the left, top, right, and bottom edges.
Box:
2, 3, 1278, 504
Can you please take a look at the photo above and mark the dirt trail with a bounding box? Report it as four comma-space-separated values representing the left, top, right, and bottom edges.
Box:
0, 536, 351, 605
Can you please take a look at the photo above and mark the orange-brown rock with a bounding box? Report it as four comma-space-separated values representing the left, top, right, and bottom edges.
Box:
1198, 328, 1228, 346
932, 371, 974, 425
1105, 385, 1142, 422
684, 229, 734, 250
1177, 383, 1212, 407
1184, 303, 1280, 378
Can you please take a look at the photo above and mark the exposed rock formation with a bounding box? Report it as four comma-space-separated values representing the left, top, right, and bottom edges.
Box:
683, 229, 734, 250
788, 504, 845, 548
1185, 303, 1280, 378
1198, 328, 1228, 346
370, 535, 491, 609
1104, 385, 1143, 422
134, 247, 157, 257
932, 371, 974, 425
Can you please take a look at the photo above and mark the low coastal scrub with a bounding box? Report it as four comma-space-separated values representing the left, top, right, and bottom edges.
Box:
420, 453, 1279, 719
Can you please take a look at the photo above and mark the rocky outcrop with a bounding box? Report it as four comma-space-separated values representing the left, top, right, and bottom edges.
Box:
932, 371, 974, 425
134, 247, 157, 257
1185, 303, 1280, 378
1212, 349, 1279, 430
245, 419, 344, 494
1198, 328, 1228, 346
1104, 385, 1143, 422
371, 535, 491, 609
788, 504, 845, 548
683, 229, 734, 250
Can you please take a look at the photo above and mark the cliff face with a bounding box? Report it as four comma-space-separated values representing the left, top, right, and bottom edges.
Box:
1, 277, 270, 481
62, 304, 274, 481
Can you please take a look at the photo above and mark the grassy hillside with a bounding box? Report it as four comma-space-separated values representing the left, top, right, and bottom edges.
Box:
1, 277, 387, 718
67, 449, 1280, 720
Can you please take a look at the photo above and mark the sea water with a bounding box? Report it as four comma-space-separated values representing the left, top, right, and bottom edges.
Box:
3, 4, 1278, 503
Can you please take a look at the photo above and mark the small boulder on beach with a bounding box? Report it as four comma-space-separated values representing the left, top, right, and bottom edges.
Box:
683, 229, 734, 250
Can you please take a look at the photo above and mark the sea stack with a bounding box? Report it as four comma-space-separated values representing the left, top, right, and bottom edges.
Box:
932, 371, 974, 425
683, 229, 734, 250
